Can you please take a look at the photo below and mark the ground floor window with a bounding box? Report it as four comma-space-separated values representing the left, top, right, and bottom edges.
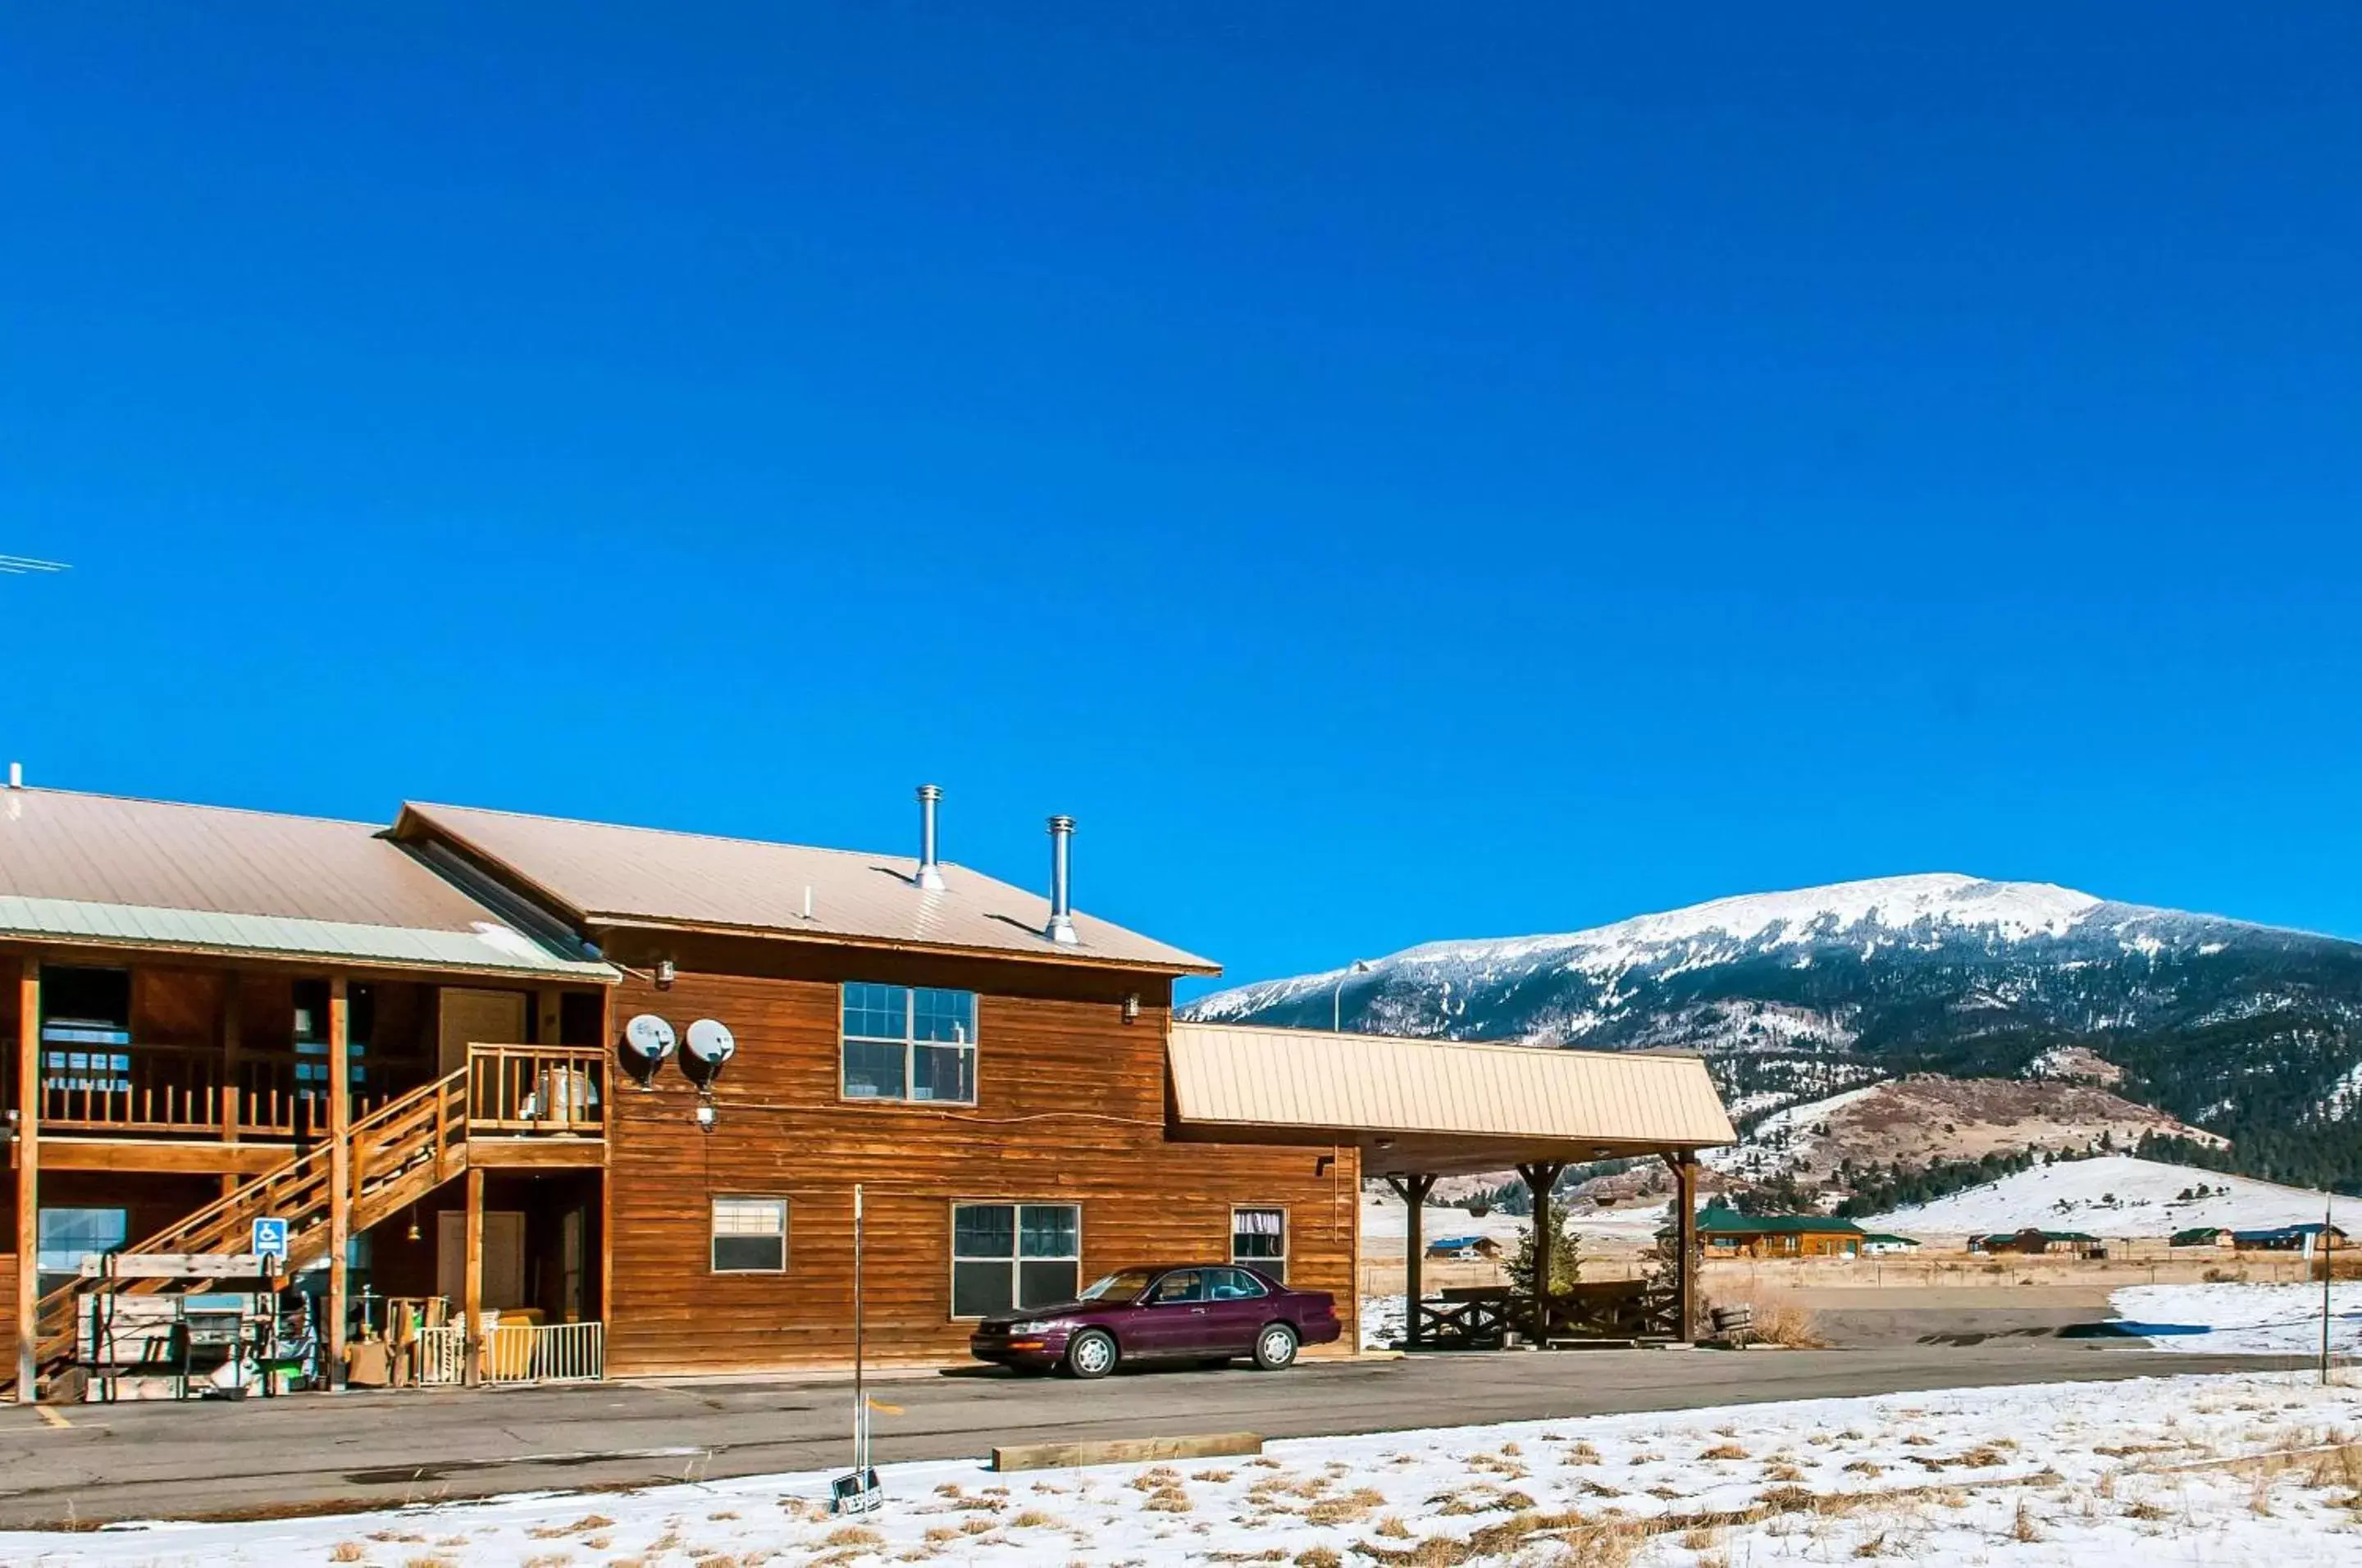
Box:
951, 1202, 1079, 1317
711, 1197, 788, 1273
37, 1206, 127, 1295
1232, 1206, 1287, 1283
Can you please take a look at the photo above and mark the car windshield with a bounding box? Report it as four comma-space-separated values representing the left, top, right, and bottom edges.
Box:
1076, 1269, 1157, 1301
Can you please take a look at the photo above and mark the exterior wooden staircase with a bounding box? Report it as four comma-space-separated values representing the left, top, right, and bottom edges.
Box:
32, 1066, 472, 1375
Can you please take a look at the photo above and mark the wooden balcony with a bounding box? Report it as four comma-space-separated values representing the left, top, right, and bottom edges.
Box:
33, 1042, 406, 1142
461, 1044, 606, 1169
16, 1042, 606, 1175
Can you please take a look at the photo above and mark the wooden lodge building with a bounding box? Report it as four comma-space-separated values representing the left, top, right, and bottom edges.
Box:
2, 781, 1735, 1399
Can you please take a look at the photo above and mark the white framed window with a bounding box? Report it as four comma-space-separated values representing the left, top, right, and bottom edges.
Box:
841, 983, 978, 1104
951, 1201, 1079, 1318
711, 1196, 788, 1274
1232, 1206, 1287, 1283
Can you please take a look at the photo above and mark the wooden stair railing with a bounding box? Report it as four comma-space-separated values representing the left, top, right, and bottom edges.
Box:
31, 1067, 471, 1373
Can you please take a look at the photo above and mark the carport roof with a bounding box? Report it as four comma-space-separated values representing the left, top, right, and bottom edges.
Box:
1166, 1022, 1736, 1177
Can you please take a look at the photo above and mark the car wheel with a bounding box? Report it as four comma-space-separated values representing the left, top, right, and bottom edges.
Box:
1252, 1323, 1298, 1371
1065, 1329, 1119, 1380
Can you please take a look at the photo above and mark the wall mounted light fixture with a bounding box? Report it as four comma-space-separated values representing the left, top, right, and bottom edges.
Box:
695, 1101, 717, 1133
655, 959, 677, 991
1121, 993, 1141, 1023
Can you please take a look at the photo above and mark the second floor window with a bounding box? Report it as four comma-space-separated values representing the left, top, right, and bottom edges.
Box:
841, 982, 978, 1104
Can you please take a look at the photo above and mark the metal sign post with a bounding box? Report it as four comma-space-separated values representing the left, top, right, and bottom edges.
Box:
2323, 1201, 2336, 1388
830, 1183, 881, 1514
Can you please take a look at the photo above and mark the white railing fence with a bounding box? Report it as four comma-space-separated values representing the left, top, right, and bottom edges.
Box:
413, 1320, 604, 1386
414, 1324, 467, 1386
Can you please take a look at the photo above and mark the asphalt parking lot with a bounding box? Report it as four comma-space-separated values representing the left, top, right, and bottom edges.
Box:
0, 1338, 2303, 1528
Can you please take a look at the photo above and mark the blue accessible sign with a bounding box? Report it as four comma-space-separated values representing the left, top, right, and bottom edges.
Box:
252, 1216, 290, 1265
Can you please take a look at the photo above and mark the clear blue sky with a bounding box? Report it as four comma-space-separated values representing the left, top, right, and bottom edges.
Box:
6, 6, 2360, 997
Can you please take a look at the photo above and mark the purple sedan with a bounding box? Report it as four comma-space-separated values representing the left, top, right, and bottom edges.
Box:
969, 1265, 1342, 1379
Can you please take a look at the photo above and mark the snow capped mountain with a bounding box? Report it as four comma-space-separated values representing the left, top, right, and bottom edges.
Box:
1196, 875, 2113, 1025
1183, 873, 2362, 1192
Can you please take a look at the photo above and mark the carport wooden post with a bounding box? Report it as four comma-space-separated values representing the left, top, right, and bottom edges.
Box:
1667, 1151, 1700, 1342
1516, 1161, 1566, 1345
1384, 1174, 1435, 1347
16, 957, 39, 1403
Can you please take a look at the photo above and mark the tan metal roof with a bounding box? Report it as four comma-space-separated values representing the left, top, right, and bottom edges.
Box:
0, 789, 614, 980
396, 802, 1220, 974
1168, 1022, 1735, 1175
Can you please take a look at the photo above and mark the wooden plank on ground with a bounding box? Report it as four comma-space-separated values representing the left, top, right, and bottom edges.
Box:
990, 1432, 1263, 1472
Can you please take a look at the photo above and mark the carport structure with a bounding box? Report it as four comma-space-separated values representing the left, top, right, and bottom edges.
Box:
1166, 1023, 1737, 1347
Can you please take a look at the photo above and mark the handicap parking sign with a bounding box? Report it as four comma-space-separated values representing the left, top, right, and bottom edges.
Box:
252, 1216, 289, 1263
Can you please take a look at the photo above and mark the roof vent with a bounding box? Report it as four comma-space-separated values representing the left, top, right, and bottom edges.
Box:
1044, 814, 1078, 945
914, 785, 946, 891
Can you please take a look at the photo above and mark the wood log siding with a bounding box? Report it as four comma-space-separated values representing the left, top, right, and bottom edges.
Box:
599, 940, 1357, 1375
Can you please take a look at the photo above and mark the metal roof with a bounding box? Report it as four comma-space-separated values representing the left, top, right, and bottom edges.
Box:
1694, 1213, 1866, 1236
1166, 1023, 1735, 1175
396, 801, 1218, 974
0, 789, 614, 980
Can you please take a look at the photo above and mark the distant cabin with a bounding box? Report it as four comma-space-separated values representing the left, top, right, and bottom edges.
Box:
2169, 1226, 2234, 1249
2230, 1223, 2347, 1257
1972, 1228, 2104, 1259
1684, 1213, 1867, 1258
1858, 1233, 1921, 1256
1424, 1234, 1503, 1261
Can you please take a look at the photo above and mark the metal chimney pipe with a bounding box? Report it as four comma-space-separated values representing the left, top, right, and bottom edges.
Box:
914, 784, 946, 891
1044, 815, 1078, 945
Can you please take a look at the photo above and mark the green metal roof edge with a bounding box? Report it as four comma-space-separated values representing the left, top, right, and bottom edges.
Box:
0, 893, 618, 981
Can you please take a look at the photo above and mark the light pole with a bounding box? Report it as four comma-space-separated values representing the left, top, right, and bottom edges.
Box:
1333, 959, 1373, 1032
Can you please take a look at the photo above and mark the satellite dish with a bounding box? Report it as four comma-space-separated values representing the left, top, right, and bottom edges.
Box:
682, 1018, 736, 1087
622, 1014, 677, 1060
619, 1014, 677, 1088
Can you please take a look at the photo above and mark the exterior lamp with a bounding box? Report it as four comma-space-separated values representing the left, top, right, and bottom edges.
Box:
1121, 993, 1141, 1024
1332, 959, 1374, 1031
695, 1101, 717, 1133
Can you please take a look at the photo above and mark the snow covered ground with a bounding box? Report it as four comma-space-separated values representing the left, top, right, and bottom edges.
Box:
2113, 1282, 2362, 1356
8, 1372, 2360, 1565
1867, 1155, 2343, 1237
1702, 1083, 1882, 1174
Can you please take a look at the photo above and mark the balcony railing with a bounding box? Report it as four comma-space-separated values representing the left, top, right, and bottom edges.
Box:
35, 1042, 403, 1140
465, 1044, 605, 1135
21, 1041, 608, 1144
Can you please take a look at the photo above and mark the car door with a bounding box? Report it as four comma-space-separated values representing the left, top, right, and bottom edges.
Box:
1199, 1268, 1270, 1355
1127, 1269, 1211, 1358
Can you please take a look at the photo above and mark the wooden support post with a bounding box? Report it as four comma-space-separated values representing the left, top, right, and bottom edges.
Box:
597, 986, 613, 1337
1517, 1161, 1566, 1346
1384, 1173, 1435, 1348
1666, 1151, 1700, 1342
463, 1165, 485, 1388
535, 987, 562, 1046
327, 975, 350, 1390
220, 972, 242, 1144
16, 958, 39, 1404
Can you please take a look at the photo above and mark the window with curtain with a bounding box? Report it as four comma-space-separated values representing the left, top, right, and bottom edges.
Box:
841, 983, 977, 1104
951, 1202, 1079, 1317
711, 1197, 788, 1273
1232, 1206, 1287, 1282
